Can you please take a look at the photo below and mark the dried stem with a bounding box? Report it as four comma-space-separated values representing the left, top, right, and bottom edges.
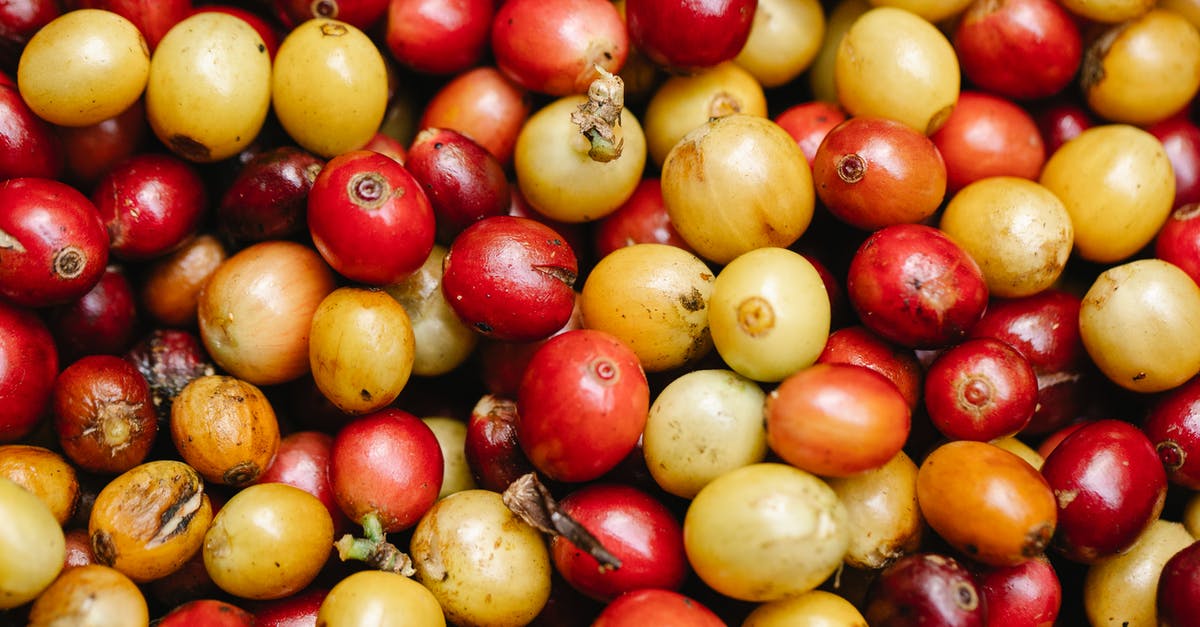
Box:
503, 472, 622, 572
572, 66, 626, 163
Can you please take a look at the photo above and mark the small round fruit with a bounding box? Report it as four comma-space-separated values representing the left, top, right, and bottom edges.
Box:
272, 18, 388, 157
847, 223, 989, 349
146, 12, 271, 162
203, 483, 334, 600
835, 7, 959, 134
1082, 9, 1200, 126
17, 9, 149, 127
513, 94, 647, 223
765, 363, 910, 477
939, 177, 1073, 298
708, 247, 830, 382
1039, 124, 1174, 263
642, 369, 768, 499
826, 451, 924, 571
0, 476, 64, 609
662, 114, 814, 265
1079, 259, 1200, 392
917, 440, 1057, 566
88, 460, 213, 583
316, 570, 445, 627
27, 564, 148, 627
923, 338, 1039, 441
517, 329, 649, 482
410, 490, 551, 626
1041, 419, 1167, 563
309, 287, 416, 415
683, 463, 849, 602
1083, 519, 1192, 627
580, 243, 714, 372
171, 375, 280, 487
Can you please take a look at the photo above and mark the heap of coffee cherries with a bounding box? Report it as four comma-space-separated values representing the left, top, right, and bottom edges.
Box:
2, 0, 1200, 624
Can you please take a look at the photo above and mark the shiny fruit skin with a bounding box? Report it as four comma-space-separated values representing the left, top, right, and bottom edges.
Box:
593, 178, 692, 258
48, 264, 139, 362
490, 0, 627, 96
683, 463, 849, 602
765, 363, 910, 477
816, 325, 923, 410
17, 9, 149, 127
930, 91, 1046, 193
405, 127, 511, 242
1039, 124, 1174, 264
552, 483, 687, 602
967, 289, 1087, 435
271, 18, 388, 157
139, 234, 226, 328
923, 338, 1039, 441
409, 489, 551, 626
315, 570, 445, 627
442, 215, 578, 342
1158, 540, 1200, 627
417, 66, 531, 168
974, 556, 1062, 627
170, 375, 280, 488
1041, 419, 1167, 563
864, 553, 985, 626
834, 6, 959, 134
0, 476, 65, 609
307, 150, 436, 286
662, 114, 814, 265
775, 100, 848, 167
159, 599, 254, 627
517, 329, 649, 483
0, 177, 109, 308
146, 12, 271, 162
203, 483, 334, 600
217, 145, 324, 243
329, 408, 444, 533
197, 240, 336, 387
813, 115, 947, 230
0, 445, 78, 526
642, 368, 768, 499
91, 153, 206, 261
0, 77, 62, 180
917, 440, 1056, 567
1081, 9, 1200, 127
513, 94, 647, 223
938, 177, 1073, 298
591, 589, 725, 627
579, 242, 714, 373
255, 431, 351, 535
308, 287, 416, 415
624, 0, 758, 72
846, 223, 988, 349
1079, 258, 1200, 393
1157, 203, 1200, 285
385, 0, 492, 75
1082, 519, 1192, 627
642, 61, 768, 169
953, 0, 1083, 101
0, 301, 59, 442
1148, 113, 1200, 210
826, 451, 923, 571
1143, 375, 1200, 489
464, 394, 536, 492
708, 246, 830, 382
27, 563, 149, 627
